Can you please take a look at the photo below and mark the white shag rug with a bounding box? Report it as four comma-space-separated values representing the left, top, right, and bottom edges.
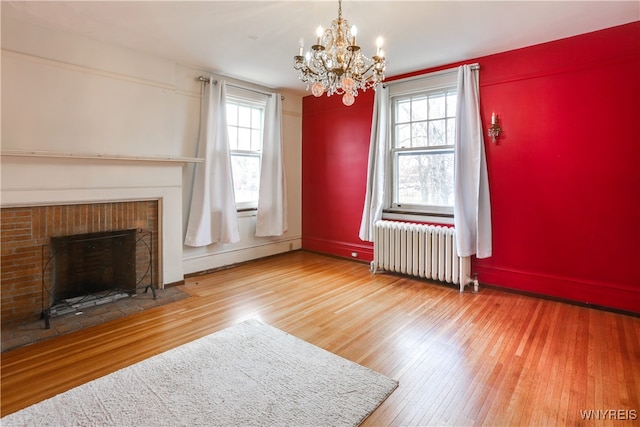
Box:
2, 319, 398, 426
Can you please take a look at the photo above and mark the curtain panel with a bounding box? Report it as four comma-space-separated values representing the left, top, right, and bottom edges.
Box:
453, 65, 492, 258
358, 85, 390, 242
185, 79, 240, 247
256, 93, 288, 236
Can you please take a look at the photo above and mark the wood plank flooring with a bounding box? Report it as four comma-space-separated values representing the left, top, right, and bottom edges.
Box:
2, 251, 639, 425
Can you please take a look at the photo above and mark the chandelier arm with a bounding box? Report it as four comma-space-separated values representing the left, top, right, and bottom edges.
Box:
317, 56, 329, 72
317, 55, 335, 77
344, 53, 356, 77
356, 64, 376, 80
307, 69, 321, 78
302, 65, 321, 78
360, 60, 385, 79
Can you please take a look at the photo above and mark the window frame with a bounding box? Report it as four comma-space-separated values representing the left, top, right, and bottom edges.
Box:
383, 68, 459, 223
225, 89, 267, 211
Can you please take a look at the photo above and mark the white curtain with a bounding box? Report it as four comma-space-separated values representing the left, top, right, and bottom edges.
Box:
358, 85, 389, 242
185, 79, 240, 247
256, 93, 288, 236
454, 65, 492, 258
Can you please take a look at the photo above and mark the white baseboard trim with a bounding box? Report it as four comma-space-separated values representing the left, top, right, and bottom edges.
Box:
182, 239, 302, 276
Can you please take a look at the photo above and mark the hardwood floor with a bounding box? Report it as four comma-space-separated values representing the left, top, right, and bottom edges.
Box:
2, 251, 639, 425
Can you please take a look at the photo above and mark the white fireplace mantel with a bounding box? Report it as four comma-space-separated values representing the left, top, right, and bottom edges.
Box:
1, 150, 202, 164
1, 151, 200, 286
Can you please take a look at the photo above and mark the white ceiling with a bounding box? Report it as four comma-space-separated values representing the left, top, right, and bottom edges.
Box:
3, 1, 638, 95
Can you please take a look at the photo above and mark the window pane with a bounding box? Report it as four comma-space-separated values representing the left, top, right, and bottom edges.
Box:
396, 151, 454, 207
428, 119, 446, 146
446, 91, 457, 117
446, 118, 456, 145
231, 154, 261, 204
428, 92, 446, 119
412, 122, 428, 147
227, 127, 238, 150
395, 124, 411, 148
238, 105, 252, 127
226, 104, 238, 126
251, 109, 262, 128
238, 128, 251, 150
396, 99, 411, 123
411, 96, 428, 121
251, 130, 261, 151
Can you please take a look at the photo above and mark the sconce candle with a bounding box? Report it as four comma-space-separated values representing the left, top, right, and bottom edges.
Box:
488, 113, 502, 143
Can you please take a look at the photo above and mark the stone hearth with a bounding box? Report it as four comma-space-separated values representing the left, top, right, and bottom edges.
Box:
1, 285, 189, 352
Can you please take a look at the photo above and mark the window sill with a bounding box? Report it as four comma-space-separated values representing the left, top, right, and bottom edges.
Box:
383, 210, 454, 225
237, 208, 257, 218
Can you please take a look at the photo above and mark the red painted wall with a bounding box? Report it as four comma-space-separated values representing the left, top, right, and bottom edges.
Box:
301, 22, 640, 313
302, 90, 375, 259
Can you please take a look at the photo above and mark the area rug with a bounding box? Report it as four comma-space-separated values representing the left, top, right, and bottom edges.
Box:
1, 319, 398, 426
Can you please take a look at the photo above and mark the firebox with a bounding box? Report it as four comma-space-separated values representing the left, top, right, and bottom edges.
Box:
41, 229, 155, 328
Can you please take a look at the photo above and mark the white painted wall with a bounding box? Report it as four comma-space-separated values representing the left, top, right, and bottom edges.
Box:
1, 15, 302, 282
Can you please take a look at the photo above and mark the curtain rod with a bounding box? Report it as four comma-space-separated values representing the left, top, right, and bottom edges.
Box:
197, 76, 284, 100
382, 63, 480, 88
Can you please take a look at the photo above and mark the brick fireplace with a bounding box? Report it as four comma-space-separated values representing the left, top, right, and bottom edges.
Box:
1, 151, 192, 328
1, 200, 159, 325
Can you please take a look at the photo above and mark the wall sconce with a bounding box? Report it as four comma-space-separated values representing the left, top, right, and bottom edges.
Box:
488, 113, 502, 144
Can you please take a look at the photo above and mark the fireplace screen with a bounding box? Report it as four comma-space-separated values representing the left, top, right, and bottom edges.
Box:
41, 229, 154, 327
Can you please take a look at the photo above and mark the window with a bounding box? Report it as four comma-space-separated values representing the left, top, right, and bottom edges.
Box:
226, 96, 264, 210
387, 70, 458, 217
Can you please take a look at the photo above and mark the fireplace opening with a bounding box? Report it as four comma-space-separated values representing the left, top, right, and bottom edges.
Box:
42, 229, 155, 328
52, 229, 137, 301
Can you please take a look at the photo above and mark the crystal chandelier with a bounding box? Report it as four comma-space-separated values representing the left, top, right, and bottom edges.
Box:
293, 0, 386, 106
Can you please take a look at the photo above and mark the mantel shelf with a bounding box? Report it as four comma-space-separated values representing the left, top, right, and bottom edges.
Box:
1, 150, 203, 164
